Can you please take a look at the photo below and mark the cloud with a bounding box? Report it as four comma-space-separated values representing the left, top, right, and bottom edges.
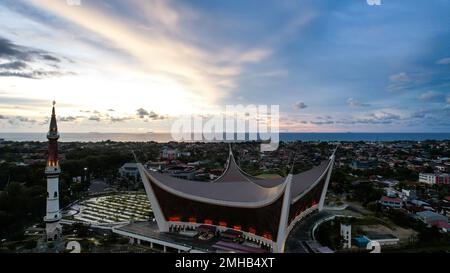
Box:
0, 70, 70, 79
51, 109, 161, 124
136, 108, 165, 120
237, 69, 289, 82
332, 111, 403, 125
355, 119, 392, 124
39, 118, 49, 126
236, 48, 272, 63
0, 36, 72, 79
410, 111, 426, 119
389, 72, 410, 82
436, 57, 450, 65
148, 111, 159, 119
419, 90, 446, 102
25, 0, 240, 103
24, 0, 313, 106
107, 109, 115, 112
61, 112, 136, 123
409, 107, 450, 123
335, 119, 356, 125
404, 107, 450, 128
0, 37, 23, 58
88, 115, 101, 122
0, 61, 28, 70
310, 120, 334, 125
309, 111, 403, 126
369, 111, 401, 121
3, 1, 445, 133
387, 72, 412, 92
3, 116, 38, 125
148, 111, 165, 120
347, 98, 370, 107
109, 116, 133, 123
0, 37, 60, 63
131, 0, 181, 30
293, 101, 307, 110
59, 116, 78, 122
136, 108, 149, 118
360, 111, 400, 124
41, 54, 60, 62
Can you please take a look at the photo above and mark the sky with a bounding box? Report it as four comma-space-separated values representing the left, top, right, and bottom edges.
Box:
0, 0, 449, 133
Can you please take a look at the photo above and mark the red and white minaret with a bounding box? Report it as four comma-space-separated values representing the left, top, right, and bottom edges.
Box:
44, 101, 62, 241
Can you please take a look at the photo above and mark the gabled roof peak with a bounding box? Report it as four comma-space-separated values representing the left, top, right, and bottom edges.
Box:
214, 145, 254, 183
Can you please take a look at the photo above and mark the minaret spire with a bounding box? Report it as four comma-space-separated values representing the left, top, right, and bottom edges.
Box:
44, 101, 62, 242
48, 101, 58, 139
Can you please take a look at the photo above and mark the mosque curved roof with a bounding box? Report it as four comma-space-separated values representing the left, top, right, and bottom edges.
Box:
140, 149, 334, 207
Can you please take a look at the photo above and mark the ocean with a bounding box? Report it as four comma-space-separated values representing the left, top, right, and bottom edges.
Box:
0, 132, 449, 142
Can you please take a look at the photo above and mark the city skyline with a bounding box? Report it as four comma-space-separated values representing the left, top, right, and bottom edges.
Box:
0, 0, 449, 133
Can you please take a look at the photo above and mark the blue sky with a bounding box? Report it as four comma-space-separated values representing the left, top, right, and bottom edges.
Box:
0, 0, 449, 132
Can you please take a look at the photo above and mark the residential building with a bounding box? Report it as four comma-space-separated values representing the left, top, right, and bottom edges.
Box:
119, 163, 140, 179
436, 174, 450, 185
401, 189, 417, 201
419, 173, 436, 184
429, 221, 450, 232
419, 173, 450, 185
340, 224, 351, 249
416, 211, 448, 225
379, 196, 402, 209
160, 147, 191, 160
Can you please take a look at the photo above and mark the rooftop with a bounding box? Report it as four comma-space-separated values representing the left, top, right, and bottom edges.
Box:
416, 210, 447, 218
139, 148, 334, 205
380, 196, 402, 203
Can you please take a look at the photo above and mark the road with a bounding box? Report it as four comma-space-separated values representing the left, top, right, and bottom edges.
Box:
285, 207, 364, 253
285, 211, 332, 253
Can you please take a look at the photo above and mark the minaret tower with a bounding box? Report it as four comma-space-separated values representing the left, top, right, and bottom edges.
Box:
44, 101, 62, 241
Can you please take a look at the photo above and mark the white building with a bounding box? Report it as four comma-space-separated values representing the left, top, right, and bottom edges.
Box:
419, 173, 436, 184
401, 189, 416, 201
340, 224, 351, 249
419, 173, 450, 185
